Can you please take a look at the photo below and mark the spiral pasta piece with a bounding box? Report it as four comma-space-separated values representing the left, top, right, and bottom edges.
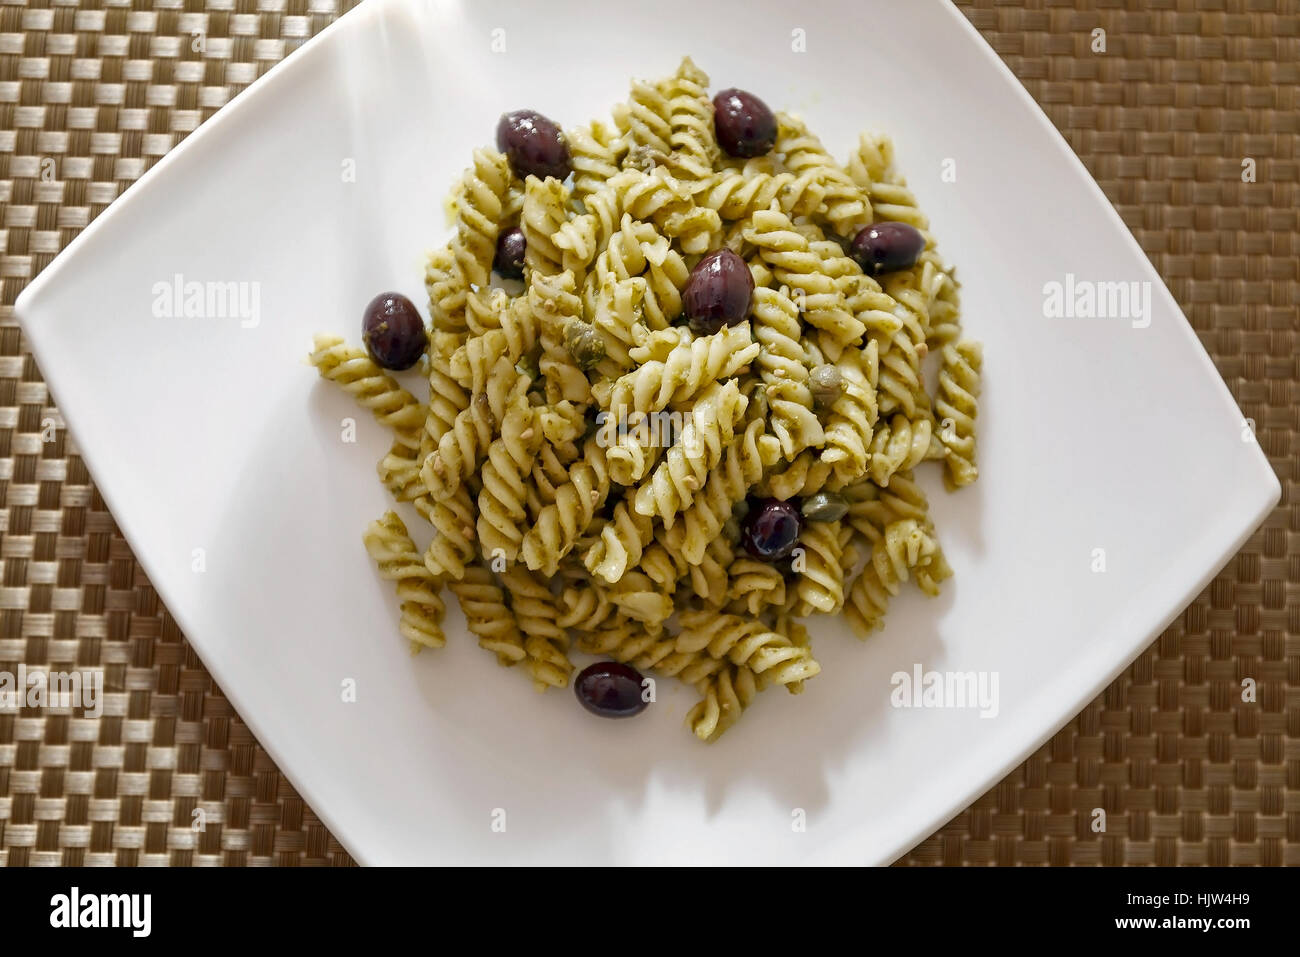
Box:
449, 308, 535, 395
528, 440, 577, 519
793, 520, 845, 616
476, 397, 543, 562
871, 303, 927, 420
820, 349, 880, 483
577, 616, 725, 689
521, 175, 572, 280
362, 512, 447, 653
551, 169, 637, 273
557, 582, 617, 631
464, 284, 504, 337
604, 409, 667, 486
377, 438, 426, 504
925, 268, 962, 351
847, 132, 928, 232
841, 271, 905, 342
637, 537, 687, 594
603, 323, 759, 416
677, 608, 822, 692
632, 379, 747, 525
845, 131, 888, 193
844, 469, 931, 544
700, 163, 825, 220
657, 419, 766, 564
810, 236, 875, 362
582, 498, 655, 584
451, 148, 512, 292
845, 518, 939, 637
567, 120, 628, 203
934, 339, 983, 490
657, 56, 719, 186
309, 335, 426, 438
837, 521, 861, 578
608, 570, 674, 626
572, 214, 686, 350
881, 263, 946, 347
588, 274, 648, 371
423, 342, 469, 447
745, 208, 865, 351
500, 567, 572, 690
914, 538, 954, 597
527, 269, 590, 406
520, 436, 610, 576
537, 400, 584, 446
639, 245, 688, 331
688, 535, 735, 607
417, 484, 476, 581
850, 131, 964, 352
748, 283, 824, 459
776, 113, 871, 236
585, 214, 655, 290
421, 353, 522, 500
452, 295, 538, 386
450, 563, 526, 665
424, 247, 467, 334
756, 448, 834, 500
724, 557, 787, 616
616, 78, 674, 160
620, 167, 720, 255
868, 413, 933, 488
686, 665, 758, 742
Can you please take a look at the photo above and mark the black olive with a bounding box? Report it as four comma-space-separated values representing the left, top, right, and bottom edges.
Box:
712, 88, 777, 158
850, 222, 926, 277
496, 110, 571, 180
683, 249, 754, 335
574, 661, 648, 718
494, 227, 527, 279
361, 292, 427, 371
741, 498, 803, 561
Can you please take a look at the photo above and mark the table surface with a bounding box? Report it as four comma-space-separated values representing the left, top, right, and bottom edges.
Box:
0, 0, 1295, 866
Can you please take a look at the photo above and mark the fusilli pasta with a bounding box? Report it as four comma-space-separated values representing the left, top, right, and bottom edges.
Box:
310, 57, 982, 743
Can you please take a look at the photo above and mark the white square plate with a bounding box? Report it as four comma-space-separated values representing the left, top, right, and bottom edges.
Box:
16, 0, 1278, 864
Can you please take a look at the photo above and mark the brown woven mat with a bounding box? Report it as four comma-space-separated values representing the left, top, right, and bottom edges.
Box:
0, 0, 1295, 866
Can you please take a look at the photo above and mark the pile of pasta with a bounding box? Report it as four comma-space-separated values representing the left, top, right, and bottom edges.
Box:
310, 57, 982, 742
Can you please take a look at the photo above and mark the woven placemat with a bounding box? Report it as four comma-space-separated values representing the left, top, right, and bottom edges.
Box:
0, 0, 1294, 866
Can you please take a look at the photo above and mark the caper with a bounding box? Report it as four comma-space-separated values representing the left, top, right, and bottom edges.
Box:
840, 481, 876, 504
809, 363, 844, 408
801, 491, 849, 523
515, 351, 540, 379
565, 322, 606, 370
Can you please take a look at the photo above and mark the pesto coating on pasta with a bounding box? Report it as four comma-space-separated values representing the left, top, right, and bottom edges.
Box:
310, 57, 983, 742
